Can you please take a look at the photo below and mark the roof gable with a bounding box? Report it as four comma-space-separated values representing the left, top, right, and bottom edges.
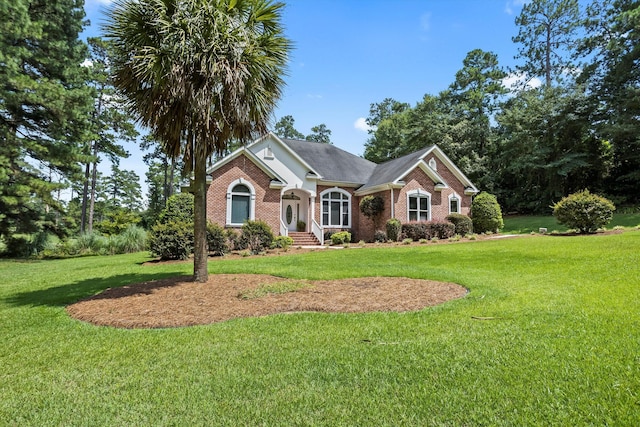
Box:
208, 133, 478, 194
281, 138, 377, 184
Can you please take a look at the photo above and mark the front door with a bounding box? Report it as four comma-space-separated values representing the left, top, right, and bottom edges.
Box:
283, 200, 299, 231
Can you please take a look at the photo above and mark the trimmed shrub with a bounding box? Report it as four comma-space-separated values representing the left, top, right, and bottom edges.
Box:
386, 218, 402, 242
446, 213, 473, 236
430, 221, 456, 239
240, 220, 274, 254
206, 222, 228, 256
225, 228, 241, 250
471, 192, 504, 233
374, 230, 387, 243
552, 190, 615, 234
149, 221, 193, 260
330, 231, 351, 245
401, 221, 455, 241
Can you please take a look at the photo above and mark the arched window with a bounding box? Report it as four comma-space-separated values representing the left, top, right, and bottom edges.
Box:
320, 189, 351, 228
407, 190, 431, 222
449, 193, 461, 214
226, 180, 255, 226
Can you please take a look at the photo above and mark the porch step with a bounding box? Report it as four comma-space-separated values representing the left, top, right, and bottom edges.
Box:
288, 232, 321, 246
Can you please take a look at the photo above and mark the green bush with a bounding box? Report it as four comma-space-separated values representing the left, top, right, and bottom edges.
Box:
386, 218, 402, 242
552, 190, 615, 234
95, 209, 141, 236
446, 213, 473, 236
330, 231, 351, 245
149, 221, 193, 260
206, 222, 228, 256
401, 221, 455, 241
374, 230, 387, 243
158, 193, 194, 224
272, 235, 294, 249
240, 220, 274, 254
471, 192, 504, 233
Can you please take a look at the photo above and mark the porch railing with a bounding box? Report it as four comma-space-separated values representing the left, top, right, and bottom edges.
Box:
280, 219, 288, 237
311, 219, 323, 245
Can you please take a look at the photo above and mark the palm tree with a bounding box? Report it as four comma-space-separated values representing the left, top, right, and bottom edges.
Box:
105, 0, 291, 281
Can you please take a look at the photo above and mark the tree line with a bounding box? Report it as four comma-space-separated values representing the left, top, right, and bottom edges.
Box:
362, 0, 640, 214
1, 0, 638, 266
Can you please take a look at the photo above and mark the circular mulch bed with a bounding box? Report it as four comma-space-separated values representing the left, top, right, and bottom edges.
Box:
66, 274, 467, 329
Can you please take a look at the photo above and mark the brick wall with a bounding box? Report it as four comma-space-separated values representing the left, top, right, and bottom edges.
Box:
393, 157, 471, 224
207, 154, 281, 234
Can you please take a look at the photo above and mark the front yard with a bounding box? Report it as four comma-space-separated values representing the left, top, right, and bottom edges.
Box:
1, 231, 638, 425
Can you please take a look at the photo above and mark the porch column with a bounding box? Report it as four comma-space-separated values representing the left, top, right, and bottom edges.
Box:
310, 196, 316, 225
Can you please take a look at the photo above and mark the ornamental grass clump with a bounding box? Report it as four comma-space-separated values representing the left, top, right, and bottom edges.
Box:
552, 190, 615, 234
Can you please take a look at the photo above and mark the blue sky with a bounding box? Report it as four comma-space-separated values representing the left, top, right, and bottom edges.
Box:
82, 0, 529, 194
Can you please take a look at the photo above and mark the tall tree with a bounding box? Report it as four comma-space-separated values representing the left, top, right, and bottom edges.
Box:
106, 0, 291, 282
442, 49, 507, 190
305, 123, 332, 144
494, 86, 608, 213
81, 37, 138, 233
513, 0, 580, 87
274, 115, 305, 139
0, 0, 93, 252
579, 0, 640, 204
103, 164, 143, 212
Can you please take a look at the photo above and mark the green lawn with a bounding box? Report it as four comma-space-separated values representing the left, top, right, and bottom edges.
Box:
502, 212, 640, 234
1, 232, 639, 426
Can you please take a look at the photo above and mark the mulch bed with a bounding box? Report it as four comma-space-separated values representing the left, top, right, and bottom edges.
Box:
66, 274, 467, 329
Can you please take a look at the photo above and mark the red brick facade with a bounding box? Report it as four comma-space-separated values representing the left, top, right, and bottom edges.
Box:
207, 151, 474, 243
207, 154, 281, 233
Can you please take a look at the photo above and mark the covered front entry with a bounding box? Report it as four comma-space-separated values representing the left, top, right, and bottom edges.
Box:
281, 190, 308, 232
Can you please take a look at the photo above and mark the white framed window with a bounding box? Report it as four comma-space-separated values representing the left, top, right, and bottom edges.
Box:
407, 190, 431, 222
449, 193, 461, 214
226, 179, 255, 226
320, 189, 351, 228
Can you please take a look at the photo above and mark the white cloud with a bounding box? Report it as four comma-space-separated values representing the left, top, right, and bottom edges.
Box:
504, 0, 528, 15
88, 0, 113, 5
502, 72, 542, 90
354, 117, 372, 133
80, 59, 93, 68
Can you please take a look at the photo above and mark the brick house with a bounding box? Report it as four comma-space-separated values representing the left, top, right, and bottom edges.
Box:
206, 133, 478, 244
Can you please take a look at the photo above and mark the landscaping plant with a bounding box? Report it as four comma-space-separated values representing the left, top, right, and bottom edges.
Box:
552, 189, 615, 234
471, 192, 504, 233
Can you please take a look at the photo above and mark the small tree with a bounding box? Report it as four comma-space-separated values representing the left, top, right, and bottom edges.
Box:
471, 192, 504, 233
552, 190, 615, 234
360, 195, 384, 230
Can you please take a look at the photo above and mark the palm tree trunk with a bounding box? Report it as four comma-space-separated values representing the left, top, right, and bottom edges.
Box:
193, 145, 208, 282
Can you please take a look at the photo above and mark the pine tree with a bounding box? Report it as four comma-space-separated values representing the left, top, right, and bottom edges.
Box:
0, 0, 93, 252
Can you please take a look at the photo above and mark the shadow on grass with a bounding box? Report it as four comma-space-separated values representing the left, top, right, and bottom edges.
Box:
4, 271, 188, 308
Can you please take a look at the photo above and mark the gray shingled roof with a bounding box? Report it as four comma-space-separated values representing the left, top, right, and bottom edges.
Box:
358, 146, 434, 191
281, 138, 377, 184
280, 138, 439, 191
